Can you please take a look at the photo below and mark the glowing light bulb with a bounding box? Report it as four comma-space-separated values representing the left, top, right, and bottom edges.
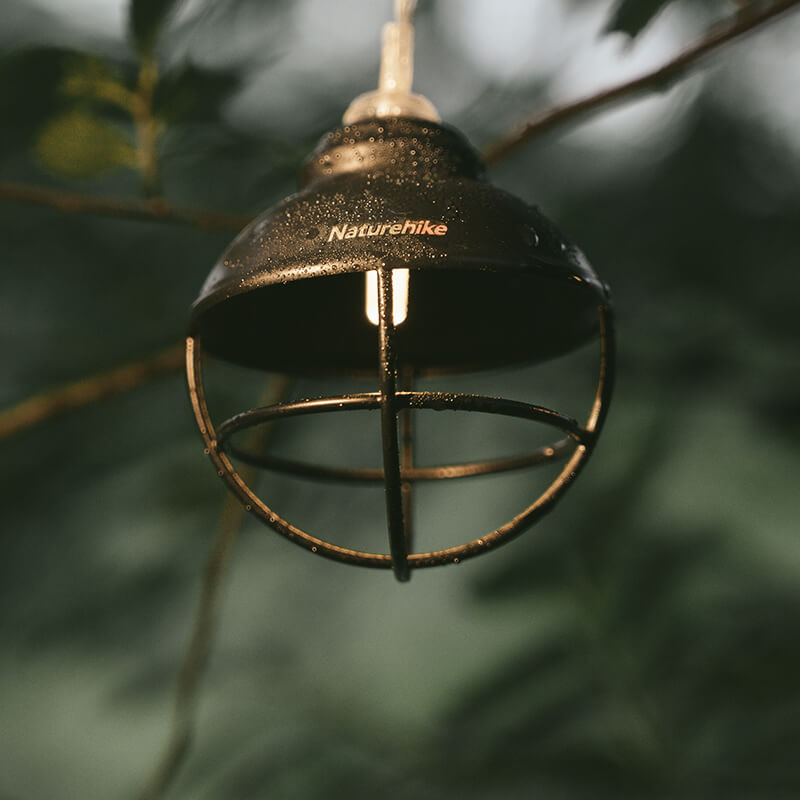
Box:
365, 269, 409, 326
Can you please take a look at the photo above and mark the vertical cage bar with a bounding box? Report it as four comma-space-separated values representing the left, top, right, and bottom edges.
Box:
377, 266, 410, 581
399, 366, 415, 555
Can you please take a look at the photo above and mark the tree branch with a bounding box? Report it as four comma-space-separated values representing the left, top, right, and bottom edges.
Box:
132, 53, 163, 198
482, 0, 800, 165
0, 181, 251, 231
135, 492, 242, 800
136, 376, 290, 800
0, 344, 184, 442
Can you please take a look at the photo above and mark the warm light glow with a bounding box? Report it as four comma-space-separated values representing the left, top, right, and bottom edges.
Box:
366, 269, 409, 325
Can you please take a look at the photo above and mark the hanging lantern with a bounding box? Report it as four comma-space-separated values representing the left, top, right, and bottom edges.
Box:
186, 1, 614, 582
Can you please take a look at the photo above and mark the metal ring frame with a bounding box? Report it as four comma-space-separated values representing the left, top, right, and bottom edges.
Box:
187, 265, 615, 581
217, 434, 576, 483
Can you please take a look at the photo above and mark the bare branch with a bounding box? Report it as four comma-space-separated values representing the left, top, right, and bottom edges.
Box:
0, 181, 251, 231
132, 53, 163, 198
0, 344, 184, 442
136, 376, 291, 800
134, 493, 242, 800
483, 0, 800, 165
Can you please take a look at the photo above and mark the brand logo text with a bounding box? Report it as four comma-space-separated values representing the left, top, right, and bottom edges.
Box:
327, 220, 447, 242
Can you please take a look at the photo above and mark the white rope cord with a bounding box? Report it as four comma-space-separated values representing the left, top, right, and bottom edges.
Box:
379, 5, 414, 93
395, 0, 417, 24
343, 0, 438, 123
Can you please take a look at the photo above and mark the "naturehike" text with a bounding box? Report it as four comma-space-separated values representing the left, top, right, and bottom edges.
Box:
327, 220, 447, 242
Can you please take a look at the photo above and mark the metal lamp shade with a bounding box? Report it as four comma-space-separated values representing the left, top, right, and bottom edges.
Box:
187, 118, 615, 581
190, 119, 608, 374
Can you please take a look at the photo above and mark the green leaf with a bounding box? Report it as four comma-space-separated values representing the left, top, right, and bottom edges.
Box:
34, 110, 136, 179
129, 0, 182, 55
153, 62, 241, 123
60, 53, 135, 114
604, 0, 674, 38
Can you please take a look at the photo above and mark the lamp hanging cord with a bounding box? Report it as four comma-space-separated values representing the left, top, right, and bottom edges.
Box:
395, 0, 417, 24
342, 0, 438, 124
379, 4, 415, 95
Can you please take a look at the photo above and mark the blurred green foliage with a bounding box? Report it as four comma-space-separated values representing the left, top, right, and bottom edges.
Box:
35, 108, 136, 178
0, 1, 798, 799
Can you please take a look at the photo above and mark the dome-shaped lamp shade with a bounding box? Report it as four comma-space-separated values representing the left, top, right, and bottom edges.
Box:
191, 120, 608, 374
186, 118, 614, 582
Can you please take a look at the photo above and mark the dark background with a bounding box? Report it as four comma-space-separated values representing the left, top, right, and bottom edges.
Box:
1, 1, 799, 797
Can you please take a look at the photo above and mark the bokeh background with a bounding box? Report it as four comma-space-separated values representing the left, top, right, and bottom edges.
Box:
1, 1, 799, 798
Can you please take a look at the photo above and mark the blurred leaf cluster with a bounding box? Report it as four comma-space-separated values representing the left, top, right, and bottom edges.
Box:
1, 0, 243, 184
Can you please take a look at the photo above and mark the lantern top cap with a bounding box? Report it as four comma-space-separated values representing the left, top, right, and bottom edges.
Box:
342, 0, 439, 125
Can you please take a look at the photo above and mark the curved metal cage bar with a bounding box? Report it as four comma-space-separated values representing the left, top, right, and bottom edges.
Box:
218, 437, 577, 483
217, 392, 585, 442
216, 391, 583, 482
185, 301, 615, 578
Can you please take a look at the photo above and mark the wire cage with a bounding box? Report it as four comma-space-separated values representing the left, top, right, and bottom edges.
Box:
186, 119, 614, 582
